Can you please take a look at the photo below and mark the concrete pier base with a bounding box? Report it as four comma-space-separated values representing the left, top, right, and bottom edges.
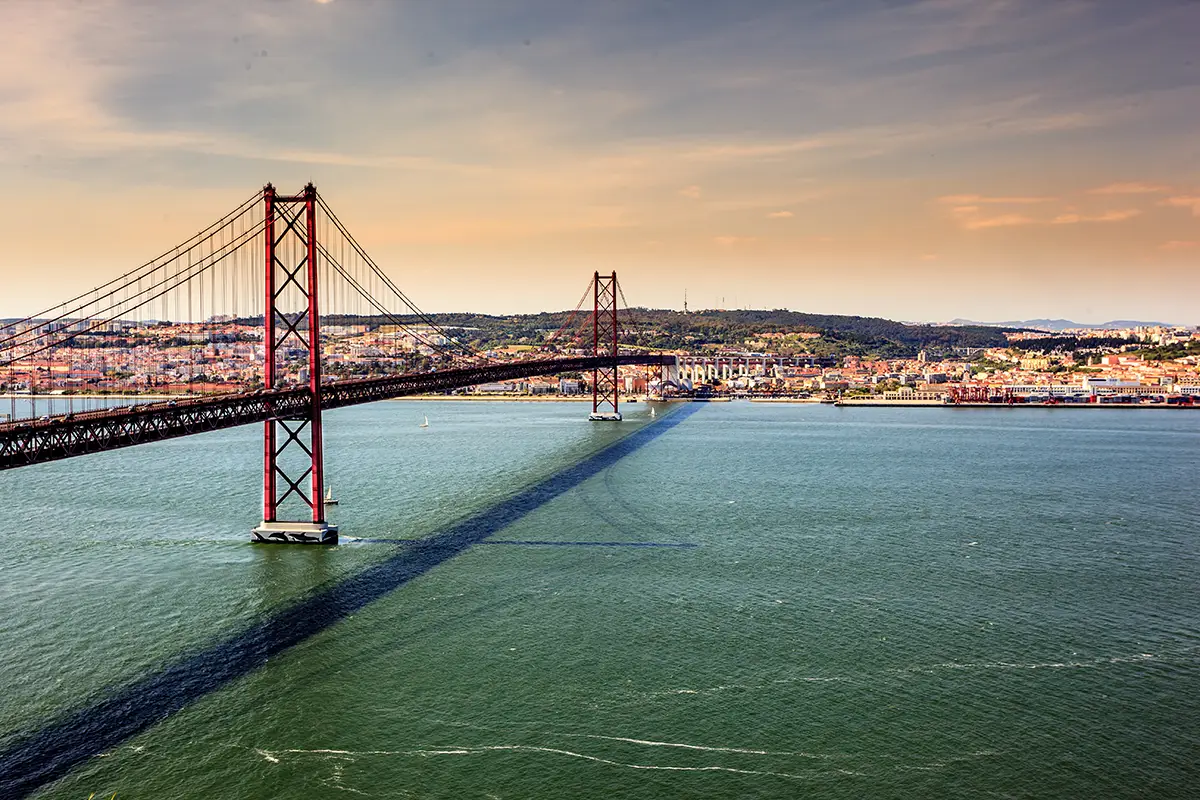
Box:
588, 412, 622, 421
252, 521, 339, 545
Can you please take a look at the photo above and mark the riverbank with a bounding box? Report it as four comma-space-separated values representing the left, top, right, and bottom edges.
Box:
387, 395, 667, 403
835, 399, 1198, 409
0, 393, 198, 401
835, 399, 946, 407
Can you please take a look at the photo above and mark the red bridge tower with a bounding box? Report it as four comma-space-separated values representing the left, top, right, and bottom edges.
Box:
252, 183, 337, 544
589, 270, 622, 421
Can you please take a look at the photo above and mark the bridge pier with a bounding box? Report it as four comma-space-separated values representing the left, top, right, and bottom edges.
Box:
252, 521, 338, 545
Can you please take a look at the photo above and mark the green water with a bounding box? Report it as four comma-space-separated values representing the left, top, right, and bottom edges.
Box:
2, 401, 1198, 798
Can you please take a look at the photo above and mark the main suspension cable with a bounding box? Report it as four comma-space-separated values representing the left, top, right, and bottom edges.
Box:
0, 192, 260, 349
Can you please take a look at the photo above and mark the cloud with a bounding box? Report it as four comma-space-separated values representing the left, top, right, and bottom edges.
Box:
953, 207, 1140, 230
680, 138, 828, 162
1159, 240, 1199, 251
920, 253, 938, 261
1089, 182, 1170, 195
944, 183, 1148, 230
713, 235, 756, 246
962, 214, 1037, 230
766, 210, 793, 218
1051, 209, 1141, 224
679, 185, 702, 199
939, 194, 1054, 204
700, 191, 822, 213
1161, 196, 1200, 216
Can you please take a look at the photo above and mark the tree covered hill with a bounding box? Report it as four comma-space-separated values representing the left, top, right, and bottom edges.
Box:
324, 308, 1017, 358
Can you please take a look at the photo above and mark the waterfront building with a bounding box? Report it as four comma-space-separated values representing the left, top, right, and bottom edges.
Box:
881, 387, 948, 401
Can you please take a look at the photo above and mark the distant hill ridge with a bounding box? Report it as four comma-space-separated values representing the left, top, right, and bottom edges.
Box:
4, 309, 1019, 357
10, 309, 1179, 358
323, 308, 1020, 358
946, 318, 1177, 331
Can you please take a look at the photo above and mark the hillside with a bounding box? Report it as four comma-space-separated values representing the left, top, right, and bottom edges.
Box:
325, 308, 1016, 359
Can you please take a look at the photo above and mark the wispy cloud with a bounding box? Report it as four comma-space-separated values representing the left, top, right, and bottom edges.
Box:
680, 138, 828, 162
713, 235, 756, 246
766, 210, 793, 218
947, 203, 1143, 230
1161, 196, 1200, 216
678, 185, 702, 199
1090, 182, 1170, 195
1051, 209, 1141, 224
939, 194, 1054, 204
946, 203, 1037, 230
942, 182, 1156, 230
1159, 240, 1198, 251
962, 214, 1037, 230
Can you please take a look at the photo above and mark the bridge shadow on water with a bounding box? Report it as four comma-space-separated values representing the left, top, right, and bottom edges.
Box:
351, 538, 698, 548
0, 403, 701, 798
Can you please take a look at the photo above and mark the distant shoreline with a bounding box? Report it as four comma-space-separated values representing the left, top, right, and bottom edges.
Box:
0, 392, 653, 404
387, 395, 659, 402
5, 392, 1189, 410
835, 400, 1198, 409
0, 393, 187, 401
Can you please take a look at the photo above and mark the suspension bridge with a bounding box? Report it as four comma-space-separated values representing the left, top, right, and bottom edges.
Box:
0, 184, 676, 544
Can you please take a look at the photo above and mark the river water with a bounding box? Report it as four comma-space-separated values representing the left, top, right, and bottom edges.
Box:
1, 401, 1198, 798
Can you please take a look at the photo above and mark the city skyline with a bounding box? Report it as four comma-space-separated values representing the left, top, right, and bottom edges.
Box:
1, 0, 1198, 322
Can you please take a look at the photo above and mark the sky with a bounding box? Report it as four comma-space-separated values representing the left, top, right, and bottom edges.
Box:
1, 0, 1198, 323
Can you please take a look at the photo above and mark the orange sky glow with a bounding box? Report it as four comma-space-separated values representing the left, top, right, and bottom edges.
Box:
0, 0, 1197, 323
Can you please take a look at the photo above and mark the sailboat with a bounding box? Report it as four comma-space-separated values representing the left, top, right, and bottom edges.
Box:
650, 407, 657, 418
323, 486, 338, 506
419, 415, 429, 428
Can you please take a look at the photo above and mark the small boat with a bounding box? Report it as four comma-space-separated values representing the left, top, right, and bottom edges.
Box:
650, 407, 657, 418
419, 415, 429, 428
323, 486, 338, 506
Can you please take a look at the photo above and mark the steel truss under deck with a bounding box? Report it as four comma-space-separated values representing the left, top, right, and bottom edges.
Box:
0, 355, 673, 472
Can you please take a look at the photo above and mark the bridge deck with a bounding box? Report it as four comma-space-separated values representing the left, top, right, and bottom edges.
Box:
0, 355, 673, 471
